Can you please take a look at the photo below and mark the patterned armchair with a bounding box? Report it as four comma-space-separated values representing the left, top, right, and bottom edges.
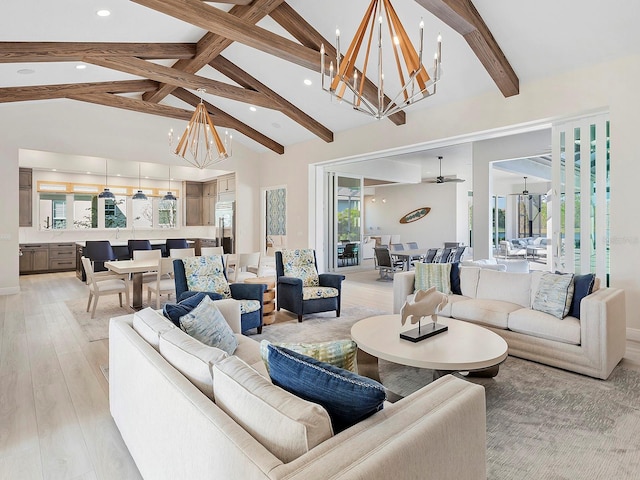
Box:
173, 255, 266, 334
275, 249, 345, 322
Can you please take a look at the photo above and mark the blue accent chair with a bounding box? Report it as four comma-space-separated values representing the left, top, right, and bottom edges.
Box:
173, 257, 265, 334
275, 249, 345, 323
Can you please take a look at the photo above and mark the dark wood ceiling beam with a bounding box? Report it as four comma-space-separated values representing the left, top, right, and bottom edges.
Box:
206, 0, 253, 4
0, 80, 158, 103
132, 0, 321, 71
414, 0, 519, 97
143, 0, 285, 103
68, 93, 196, 121
0, 42, 196, 63
269, 2, 406, 126
209, 56, 333, 143
172, 88, 284, 154
83, 56, 274, 109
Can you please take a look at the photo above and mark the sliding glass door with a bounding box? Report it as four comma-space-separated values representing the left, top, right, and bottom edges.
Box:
551, 113, 610, 282
326, 173, 363, 270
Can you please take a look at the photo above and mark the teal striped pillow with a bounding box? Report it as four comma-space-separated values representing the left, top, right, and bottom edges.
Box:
532, 272, 575, 319
414, 263, 452, 294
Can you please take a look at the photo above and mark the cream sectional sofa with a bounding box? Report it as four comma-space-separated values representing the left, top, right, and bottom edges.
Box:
109, 300, 487, 480
393, 267, 626, 380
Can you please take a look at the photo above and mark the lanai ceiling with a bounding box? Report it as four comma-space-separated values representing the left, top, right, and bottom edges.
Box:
2, 0, 640, 158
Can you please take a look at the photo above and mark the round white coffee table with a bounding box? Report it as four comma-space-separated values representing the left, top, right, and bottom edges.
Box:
351, 315, 508, 385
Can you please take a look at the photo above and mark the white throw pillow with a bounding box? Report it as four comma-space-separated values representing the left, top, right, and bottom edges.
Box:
213, 356, 333, 463
132, 307, 176, 350
159, 327, 228, 399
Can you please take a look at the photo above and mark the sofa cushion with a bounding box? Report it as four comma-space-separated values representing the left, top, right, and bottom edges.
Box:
459, 266, 480, 298
476, 269, 531, 308
132, 307, 176, 350
451, 298, 522, 329
163, 291, 224, 326
508, 308, 581, 345
532, 272, 574, 319
233, 334, 264, 367
259, 339, 357, 374
212, 356, 333, 463
179, 295, 238, 355
570, 273, 595, 319
302, 286, 339, 300
414, 263, 451, 294
267, 345, 386, 433
158, 327, 228, 399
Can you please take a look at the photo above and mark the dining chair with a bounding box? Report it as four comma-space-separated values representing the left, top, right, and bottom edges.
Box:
424, 248, 438, 263
81, 256, 130, 319
146, 257, 176, 308
201, 246, 224, 256
374, 247, 401, 281
438, 247, 453, 263
128, 239, 152, 259
133, 249, 163, 285
165, 238, 189, 257
84, 240, 116, 274
390, 243, 404, 251
233, 252, 260, 282
169, 247, 196, 259
406, 241, 425, 264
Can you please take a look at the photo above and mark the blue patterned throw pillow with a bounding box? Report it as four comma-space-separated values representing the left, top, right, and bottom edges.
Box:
532, 272, 575, 319
163, 292, 223, 326
267, 345, 386, 433
179, 295, 238, 355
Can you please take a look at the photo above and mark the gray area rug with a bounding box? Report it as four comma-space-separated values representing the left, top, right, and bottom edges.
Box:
66, 296, 134, 341
255, 310, 640, 479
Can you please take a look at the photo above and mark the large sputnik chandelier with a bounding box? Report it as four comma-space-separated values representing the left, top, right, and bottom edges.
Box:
321, 0, 442, 120
168, 88, 232, 169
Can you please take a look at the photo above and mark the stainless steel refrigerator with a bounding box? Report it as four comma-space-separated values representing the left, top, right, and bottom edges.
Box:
215, 201, 235, 254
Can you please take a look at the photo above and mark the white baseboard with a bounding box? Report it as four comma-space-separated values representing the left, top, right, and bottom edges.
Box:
627, 328, 640, 343
0, 286, 20, 296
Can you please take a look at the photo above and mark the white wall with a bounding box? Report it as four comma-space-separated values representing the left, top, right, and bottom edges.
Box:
363, 181, 460, 248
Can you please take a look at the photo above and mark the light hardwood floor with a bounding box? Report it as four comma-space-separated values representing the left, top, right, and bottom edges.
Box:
1, 270, 638, 479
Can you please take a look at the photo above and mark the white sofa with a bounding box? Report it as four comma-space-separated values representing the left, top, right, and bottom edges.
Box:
393, 267, 626, 380
109, 301, 487, 480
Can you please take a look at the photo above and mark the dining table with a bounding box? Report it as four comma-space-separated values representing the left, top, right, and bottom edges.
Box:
390, 248, 428, 271
104, 258, 160, 310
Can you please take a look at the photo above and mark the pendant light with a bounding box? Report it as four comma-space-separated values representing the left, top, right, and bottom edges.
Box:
163, 165, 176, 201
98, 158, 115, 199
132, 163, 148, 200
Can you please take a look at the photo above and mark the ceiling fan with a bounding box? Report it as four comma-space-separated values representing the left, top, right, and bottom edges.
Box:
424, 156, 466, 184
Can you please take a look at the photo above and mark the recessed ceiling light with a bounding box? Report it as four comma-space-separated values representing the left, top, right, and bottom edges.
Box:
272, 122, 281, 129
76, 64, 87, 70
303, 79, 312, 86
17, 68, 35, 75
86, 171, 91, 175
52, 169, 57, 172
249, 106, 257, 112
144, 176, 149, 179
96, 9, 111, 17
116, 174, 121, 177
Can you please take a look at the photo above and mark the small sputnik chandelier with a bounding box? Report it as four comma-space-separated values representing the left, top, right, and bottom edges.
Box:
169, 88, 232, 169
321, 0, 442, 119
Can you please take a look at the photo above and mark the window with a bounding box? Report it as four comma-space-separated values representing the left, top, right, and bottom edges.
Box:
73, 194, 97, 229
105, 196, 127, 229
35, 180, 180, 230
39, 193, 67, 230
158, 198, 177, 228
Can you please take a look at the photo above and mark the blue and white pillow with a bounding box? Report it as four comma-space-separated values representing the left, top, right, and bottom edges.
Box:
179, 295, 238, 355
163, 291, 223, 326
267, 344, 386, 433
532, 272, 575, 319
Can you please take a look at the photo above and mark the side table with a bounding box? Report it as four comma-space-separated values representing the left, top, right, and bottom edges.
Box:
244, 276, 276, 325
